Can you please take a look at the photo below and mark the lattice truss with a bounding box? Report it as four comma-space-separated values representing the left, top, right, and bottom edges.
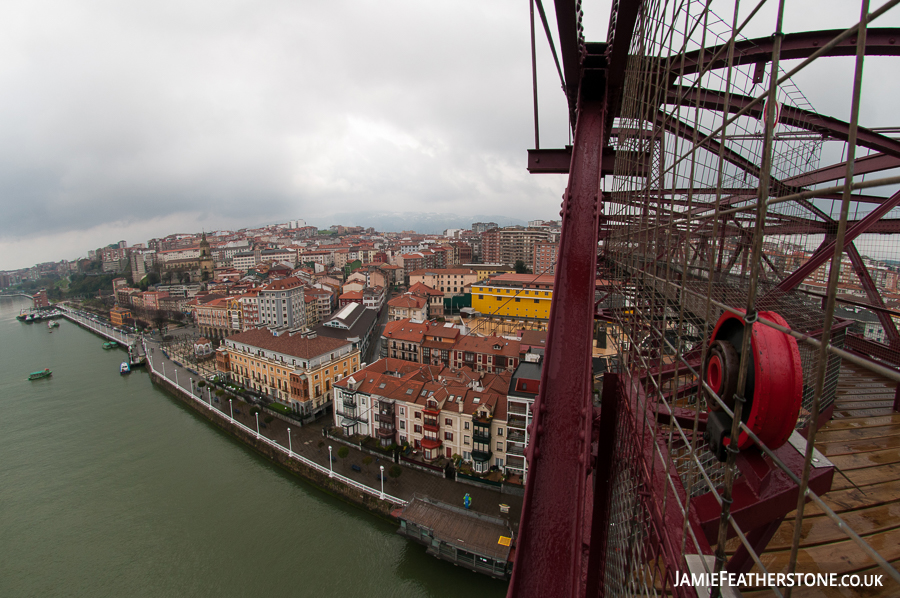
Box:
598, 0, 900, 596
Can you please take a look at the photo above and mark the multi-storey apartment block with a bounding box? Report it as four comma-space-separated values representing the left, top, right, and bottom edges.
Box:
219, 327, 359, 417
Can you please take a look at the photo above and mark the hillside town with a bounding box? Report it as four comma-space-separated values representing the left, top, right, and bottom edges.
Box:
5, 218, 900, 484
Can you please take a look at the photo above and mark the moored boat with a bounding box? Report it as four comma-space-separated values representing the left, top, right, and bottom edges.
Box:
103, 341, 118, 350
28, 368, 52, 380
120, 362, 131, 375
48, 320, 59, 328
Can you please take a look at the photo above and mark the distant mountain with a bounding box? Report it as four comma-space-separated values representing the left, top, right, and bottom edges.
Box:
312, 211, 530, 234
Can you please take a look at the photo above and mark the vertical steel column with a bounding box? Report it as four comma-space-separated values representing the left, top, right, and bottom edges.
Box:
507, 95, 604, 598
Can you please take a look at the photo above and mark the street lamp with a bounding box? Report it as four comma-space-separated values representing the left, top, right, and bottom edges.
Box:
175, 369, 178, 387
287, 427, 292, 458
162, 361, 166, 378
229, 398, 233, 422
380, 465, 385, 499
328, 446, 333, 478
255, 412, 260, 438
207, 386, 212, 409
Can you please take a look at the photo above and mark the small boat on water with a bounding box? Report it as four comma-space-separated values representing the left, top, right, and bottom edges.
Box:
120, 362, 131, 375
103, 341, 118, 350
48, 321, 59, 328
28, 368, 52, 380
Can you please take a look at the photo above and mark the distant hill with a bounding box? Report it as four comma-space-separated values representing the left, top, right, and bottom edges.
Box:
312, 211, 530, 234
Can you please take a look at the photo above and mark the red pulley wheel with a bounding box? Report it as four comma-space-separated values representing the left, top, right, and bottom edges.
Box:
706, 310, 803, 452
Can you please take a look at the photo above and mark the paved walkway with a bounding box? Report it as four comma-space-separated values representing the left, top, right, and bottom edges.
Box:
142, 336, 523, 530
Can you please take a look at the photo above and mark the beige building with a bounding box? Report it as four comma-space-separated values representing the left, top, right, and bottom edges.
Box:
408, 268, 478, 298
219, 327, 360, 417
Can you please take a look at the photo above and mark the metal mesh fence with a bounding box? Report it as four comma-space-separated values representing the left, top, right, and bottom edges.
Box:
596, 0, 900, 595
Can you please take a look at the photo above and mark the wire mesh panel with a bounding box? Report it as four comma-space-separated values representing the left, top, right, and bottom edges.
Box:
594, 0, 900, 595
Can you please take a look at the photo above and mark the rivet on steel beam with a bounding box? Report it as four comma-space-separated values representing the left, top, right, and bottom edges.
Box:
533, 448, 541, 459
537, 425, 544, 435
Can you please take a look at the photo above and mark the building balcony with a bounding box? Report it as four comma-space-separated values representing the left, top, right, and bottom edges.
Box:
423, 407, 440, 417
507, 430, 526, 443
375, 412, 394, 424
342, 398, 357, 408
473, 431, 491, 443
335, 410, 368, 425
471, 449, 492, 463
506, 443, 525, 456
376, 426, 395, 439
420, 437, 442, 450
507, 404, 528, 416
507, 415, 527, 429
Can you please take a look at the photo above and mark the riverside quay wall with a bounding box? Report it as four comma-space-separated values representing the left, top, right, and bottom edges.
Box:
148, 371, 398, 520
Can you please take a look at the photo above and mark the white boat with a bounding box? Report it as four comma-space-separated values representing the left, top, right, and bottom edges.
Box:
119, 362, 131, 375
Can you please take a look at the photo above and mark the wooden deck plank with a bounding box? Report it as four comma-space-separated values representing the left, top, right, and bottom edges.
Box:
804, 477, 900, 515
757, 528, 900, 579
827, 447, 900, 471
819, 434, 900, 457
815, 414, 900, 431
815, 424, 900, 444
830, 462, 900, 491
765, 504, 900, 551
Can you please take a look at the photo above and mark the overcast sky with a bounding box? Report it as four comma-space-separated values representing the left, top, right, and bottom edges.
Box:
1, 0, 898, 271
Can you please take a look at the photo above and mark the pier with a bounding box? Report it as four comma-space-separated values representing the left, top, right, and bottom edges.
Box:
56, 305, 147, 367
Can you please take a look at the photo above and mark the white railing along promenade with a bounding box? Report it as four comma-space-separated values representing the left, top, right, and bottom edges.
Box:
141, 338, 406, 507
57, 305, 133, 346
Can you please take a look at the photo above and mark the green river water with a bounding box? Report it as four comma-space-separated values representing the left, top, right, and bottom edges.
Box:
0, 296, 507, 598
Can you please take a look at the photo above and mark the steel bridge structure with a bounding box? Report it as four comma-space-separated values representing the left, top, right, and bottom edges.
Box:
509, 1, 900, 596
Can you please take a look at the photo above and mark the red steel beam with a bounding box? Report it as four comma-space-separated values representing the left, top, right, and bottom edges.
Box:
507, 95, 605, 598
846, 243, 900, 347
668, 86, 900, 159
675, 28, 900, 77
776, 189, 900, 290
785, 152, 900, 188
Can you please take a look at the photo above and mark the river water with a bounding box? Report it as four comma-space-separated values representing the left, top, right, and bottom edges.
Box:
0, 296, 507, 598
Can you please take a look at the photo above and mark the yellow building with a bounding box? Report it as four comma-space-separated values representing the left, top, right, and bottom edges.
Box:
470, 274, 554, 321
219, 327, 360, 418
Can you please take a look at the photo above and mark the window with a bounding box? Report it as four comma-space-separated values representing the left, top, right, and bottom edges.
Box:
415, 412, 421, 419
400, 407, 405, 416
445, 418, 452, 426
414, 425, 422, 434
497, 441, 503, 450
399, 420, 405, 430
464, 421, 470, 430
498, 428, 503, 436
464, 435, 470, 445
444, 432, 453, 441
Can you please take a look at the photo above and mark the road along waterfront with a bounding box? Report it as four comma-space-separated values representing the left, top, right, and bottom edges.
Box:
0, 296, 507, 597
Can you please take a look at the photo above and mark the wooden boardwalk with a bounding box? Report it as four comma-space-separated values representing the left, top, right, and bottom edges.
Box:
744, 363, 900, 597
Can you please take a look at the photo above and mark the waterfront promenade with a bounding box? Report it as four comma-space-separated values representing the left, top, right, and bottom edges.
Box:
142, 332, 524, 527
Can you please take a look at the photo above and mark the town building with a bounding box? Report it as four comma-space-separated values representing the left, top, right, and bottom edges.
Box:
408, 268, 478, 298
470, 273, 554, 321
532, 241, 559, 276
218, 327, 359, 417
388, 293, 428, 321
333, 359, 512, 471
480, 227, 551, 266
258, 277, 306, 330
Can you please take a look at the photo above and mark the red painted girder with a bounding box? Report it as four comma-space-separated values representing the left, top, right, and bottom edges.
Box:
760, 218, 900, 236
845, 333, 900, 367
785, 152, 900, 188
846, 243, 900, 347
551, 0, 582, 126
776, 189, 900, 291
674, 28, 900, 77
507, 97, 604, 598
692, 442, 834, 544
669, 86, 900, 159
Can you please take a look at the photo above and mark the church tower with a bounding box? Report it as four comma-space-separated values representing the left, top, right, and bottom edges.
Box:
199, 232, 214, 281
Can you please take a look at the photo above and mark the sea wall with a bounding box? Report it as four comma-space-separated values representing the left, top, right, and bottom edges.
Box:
149, 372, 397, 520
